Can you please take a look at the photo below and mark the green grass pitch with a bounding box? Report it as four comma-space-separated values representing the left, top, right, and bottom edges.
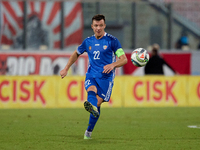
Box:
0, 107, 200, 150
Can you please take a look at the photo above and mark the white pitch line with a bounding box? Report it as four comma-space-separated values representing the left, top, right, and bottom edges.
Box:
188, 125, 200, 129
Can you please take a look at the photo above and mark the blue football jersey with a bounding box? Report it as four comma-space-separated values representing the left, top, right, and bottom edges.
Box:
77, 33, 122, 79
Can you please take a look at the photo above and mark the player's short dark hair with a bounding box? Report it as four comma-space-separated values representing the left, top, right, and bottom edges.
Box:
92, 14, 105, 23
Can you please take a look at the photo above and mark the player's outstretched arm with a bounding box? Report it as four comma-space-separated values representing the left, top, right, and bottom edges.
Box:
60, 50, 80, 79
103, 54, 127, 74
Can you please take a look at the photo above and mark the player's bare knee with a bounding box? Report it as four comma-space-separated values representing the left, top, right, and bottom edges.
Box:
87, 85, 97, 93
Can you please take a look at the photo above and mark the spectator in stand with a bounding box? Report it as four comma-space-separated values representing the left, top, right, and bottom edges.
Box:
175, 30, 189, 51
145, 43, 176, 75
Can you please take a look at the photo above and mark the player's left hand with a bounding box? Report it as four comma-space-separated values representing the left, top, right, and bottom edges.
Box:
103, 64, 115, 74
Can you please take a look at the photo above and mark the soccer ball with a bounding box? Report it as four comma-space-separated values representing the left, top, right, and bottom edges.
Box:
131, 48, 149, 67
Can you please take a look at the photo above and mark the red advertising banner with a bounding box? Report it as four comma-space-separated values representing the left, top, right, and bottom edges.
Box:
0, 52, 89, 75
0, 51, 192, 76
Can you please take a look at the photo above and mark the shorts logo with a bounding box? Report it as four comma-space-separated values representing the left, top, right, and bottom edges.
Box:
103, 45, 107, 50
101, 94, 105, 97
85, 80, 91, 87
89, 46, 92, 51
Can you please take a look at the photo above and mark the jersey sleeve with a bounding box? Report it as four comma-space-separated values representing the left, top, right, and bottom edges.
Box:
111, 38, 125, 57
111, 38, 122, 53
77, 39, 87, 55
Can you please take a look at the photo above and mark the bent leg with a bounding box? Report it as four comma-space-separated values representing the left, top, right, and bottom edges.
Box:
87, 95, 103, 132
84, 85, 99, 117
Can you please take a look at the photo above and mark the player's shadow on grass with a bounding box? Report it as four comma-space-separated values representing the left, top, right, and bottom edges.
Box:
64, 135, 126, 142
54, 134, 127, 143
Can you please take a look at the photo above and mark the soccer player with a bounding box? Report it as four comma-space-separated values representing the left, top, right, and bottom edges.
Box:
60, 14, 127, 139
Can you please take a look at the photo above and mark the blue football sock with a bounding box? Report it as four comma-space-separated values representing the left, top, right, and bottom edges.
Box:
87, 91, 97, 107
87, 106, 100, 132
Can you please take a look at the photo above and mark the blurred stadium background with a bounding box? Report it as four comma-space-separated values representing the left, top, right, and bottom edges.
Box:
0, 0, 200, 108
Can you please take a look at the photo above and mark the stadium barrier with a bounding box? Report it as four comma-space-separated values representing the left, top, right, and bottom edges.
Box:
0, 76, 200, 108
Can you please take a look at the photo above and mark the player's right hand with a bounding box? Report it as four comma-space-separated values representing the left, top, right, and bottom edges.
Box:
60, 69, 68, 79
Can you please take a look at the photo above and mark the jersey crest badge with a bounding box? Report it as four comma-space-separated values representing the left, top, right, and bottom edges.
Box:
103, 45, 107, 50
89, 46, 92, 51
